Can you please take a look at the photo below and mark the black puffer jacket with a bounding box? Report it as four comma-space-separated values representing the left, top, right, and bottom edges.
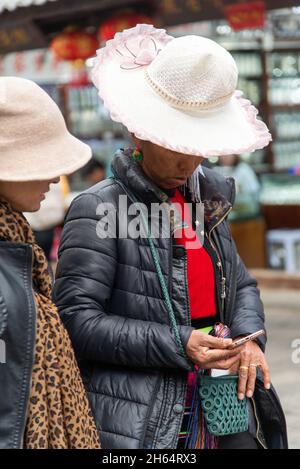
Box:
53, 150, 288, 449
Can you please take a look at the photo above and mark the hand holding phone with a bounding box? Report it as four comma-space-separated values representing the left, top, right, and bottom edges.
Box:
228, 330, 265, 349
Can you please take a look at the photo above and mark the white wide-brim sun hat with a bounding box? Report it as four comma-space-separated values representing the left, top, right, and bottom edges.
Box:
92, 24, 271, 158
0, 77, 91, 181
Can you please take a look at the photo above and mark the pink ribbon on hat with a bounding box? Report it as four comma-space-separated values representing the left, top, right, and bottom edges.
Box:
116, 37, 161, 70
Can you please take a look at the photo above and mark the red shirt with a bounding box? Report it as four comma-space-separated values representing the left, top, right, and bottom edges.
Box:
170, 189, 217, 321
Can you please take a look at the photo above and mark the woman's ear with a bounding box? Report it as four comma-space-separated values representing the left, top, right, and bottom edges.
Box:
131, 134, 138, 145
131, 135, 143, 150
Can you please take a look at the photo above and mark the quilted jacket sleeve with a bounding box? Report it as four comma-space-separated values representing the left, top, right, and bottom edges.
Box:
216, 176, 266, 352
53, 192, 194, 371
229, 242, 266, 352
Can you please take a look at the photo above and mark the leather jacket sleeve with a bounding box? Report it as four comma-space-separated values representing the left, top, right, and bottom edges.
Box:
53, 193, 194, 371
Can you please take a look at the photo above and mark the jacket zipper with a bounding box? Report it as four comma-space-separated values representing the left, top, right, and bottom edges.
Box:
141, 374, 163, 449
207, 207, 232, 316
20, 246, 38, 448
20, 304, 37, 448
172, 380, 188, 449
250, 397, 267, 449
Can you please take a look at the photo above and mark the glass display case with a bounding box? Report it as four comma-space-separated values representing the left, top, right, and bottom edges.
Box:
267, 51, 300, 171
229, 49, 300, 173
64, 85, 127, 140
42, 83, 130, 192
260, 173, 300, 206
260, 173, 300, 230
231, 51, 268, 172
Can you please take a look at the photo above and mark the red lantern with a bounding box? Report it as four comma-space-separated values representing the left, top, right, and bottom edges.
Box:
224, 1, 266, 31
50, 30, 98, 61
98, 10, 152, 43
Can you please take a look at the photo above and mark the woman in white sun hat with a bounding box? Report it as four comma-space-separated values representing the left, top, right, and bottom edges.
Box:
53, 24, 288, 449
0, 77, 100, 449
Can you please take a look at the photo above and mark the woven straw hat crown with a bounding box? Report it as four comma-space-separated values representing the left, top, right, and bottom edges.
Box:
146, 35, 238, 110
91, 24, 271, 161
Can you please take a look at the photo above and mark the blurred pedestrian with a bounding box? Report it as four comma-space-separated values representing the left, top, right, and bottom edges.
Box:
215, 154, 261, 219
82, 158, 106, 187
0, 77, 100, 449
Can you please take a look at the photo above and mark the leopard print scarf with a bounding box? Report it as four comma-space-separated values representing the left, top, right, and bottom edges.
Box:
0, 200, 100, 449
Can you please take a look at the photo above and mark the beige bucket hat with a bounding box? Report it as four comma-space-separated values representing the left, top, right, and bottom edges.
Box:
0, 76, 91, 181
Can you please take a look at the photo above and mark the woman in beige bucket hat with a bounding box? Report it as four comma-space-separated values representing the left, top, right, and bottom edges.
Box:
0, 77, 100, 449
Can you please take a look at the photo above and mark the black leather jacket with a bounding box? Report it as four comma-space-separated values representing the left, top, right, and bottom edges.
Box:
0, 242, 36, 448
53, 150, 288, 449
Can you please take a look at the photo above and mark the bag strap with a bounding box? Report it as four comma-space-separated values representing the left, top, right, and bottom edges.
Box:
112, 176, 187, 358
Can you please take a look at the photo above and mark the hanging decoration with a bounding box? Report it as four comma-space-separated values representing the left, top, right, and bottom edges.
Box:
50, 29, 98, 86
224, 1, 266, 31
50, 29, 98, 61
98, 10, 152, 43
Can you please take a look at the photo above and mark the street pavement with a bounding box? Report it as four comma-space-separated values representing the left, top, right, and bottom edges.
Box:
260, 289, 300, 449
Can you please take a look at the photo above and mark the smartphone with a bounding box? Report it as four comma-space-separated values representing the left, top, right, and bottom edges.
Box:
228, 330, 265, 349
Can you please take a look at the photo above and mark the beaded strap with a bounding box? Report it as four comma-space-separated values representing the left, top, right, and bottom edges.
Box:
141, 210, 186, 357
113, 176, 187, 358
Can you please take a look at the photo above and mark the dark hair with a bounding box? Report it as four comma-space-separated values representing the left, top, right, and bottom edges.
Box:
81, 159, 106, 178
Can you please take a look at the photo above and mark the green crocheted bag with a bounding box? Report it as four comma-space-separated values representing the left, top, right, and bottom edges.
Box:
198, 374, 249, 436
